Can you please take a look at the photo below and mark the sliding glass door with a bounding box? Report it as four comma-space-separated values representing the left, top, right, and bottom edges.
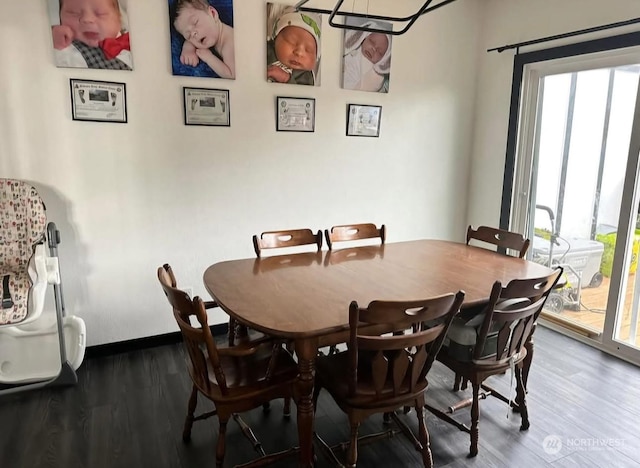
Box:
509, 46, 640, 364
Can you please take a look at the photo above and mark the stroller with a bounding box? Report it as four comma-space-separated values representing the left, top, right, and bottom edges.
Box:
531, 205, 604, 313
0, 179, 86, 395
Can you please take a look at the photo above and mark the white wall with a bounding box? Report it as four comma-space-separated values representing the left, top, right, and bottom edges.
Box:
0, 0, 481, 345
469, 0, 640, 229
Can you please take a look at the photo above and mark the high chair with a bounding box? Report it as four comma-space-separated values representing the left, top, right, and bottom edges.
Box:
0, 179, 86, 395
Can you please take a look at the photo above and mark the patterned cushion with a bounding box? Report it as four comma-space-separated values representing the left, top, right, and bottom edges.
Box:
0, 179, 47, 325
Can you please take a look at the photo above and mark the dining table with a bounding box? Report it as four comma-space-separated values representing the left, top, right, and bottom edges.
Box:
203, 239, 553, 467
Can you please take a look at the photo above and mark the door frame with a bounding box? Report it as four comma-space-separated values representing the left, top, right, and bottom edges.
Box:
500, 31, 640, 230
501, 32, 640, 366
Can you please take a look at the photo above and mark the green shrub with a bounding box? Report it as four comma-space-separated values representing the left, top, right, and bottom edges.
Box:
596, 231, 640, 277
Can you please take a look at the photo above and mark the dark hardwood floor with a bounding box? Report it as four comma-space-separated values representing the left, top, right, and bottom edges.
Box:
1, 326, 640, 467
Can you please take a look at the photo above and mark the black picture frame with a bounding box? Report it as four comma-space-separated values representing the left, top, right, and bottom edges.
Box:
276, 96, 315, 132
346, 104, 382, 137
69, 79, 127, 123
183, 87, 231, 127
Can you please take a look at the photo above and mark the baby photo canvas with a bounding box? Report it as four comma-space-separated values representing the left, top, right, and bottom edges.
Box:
342, 17, 392, 93
266, 3, 322, 86
168, 0, 236, 79
48, 0, 133, 70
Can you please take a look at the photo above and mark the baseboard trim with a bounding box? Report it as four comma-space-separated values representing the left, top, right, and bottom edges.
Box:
86, 323, 229, 359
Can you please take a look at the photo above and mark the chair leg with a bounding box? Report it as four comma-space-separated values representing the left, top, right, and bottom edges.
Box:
347, 421, 360, 468
312, 383, 322, 412
228, 317, 236, 346
182, 384, 198, 442
415, 398, 433, 468
228, 318, 249, 346
453, 373, 462, 391
461, 378, 469, 391
515, 366, 530, 430
237, 324, 249, 340
216, 415, 229, 468
453, 373, 470, 391
523, 327, 536, 391
469, 383, 480, 457
283, 397, 291, 419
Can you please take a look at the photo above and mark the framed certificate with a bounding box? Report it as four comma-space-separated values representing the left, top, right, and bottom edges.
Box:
183, 87, 230, 126
346, 104, 382, 137
276, 96, 315, 132
70, 79, 127, 123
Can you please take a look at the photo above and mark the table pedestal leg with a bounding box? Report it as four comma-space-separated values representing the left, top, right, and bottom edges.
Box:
294, 338, 318, 467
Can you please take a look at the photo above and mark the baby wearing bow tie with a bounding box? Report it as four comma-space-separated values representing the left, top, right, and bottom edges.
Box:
51, 0, 133, 70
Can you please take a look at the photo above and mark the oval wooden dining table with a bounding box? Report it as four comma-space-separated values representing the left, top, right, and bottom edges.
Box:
203, 239, 553, 467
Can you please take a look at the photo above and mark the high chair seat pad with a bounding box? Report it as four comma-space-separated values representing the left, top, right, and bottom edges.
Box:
0, 271, 31, 325
0, 179, 47, 325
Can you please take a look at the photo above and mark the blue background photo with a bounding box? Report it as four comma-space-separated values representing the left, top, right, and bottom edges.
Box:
168, 0, 234, 78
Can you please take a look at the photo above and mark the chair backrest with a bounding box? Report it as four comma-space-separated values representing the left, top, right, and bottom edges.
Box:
472, 267, 562, 364
158, 265, 227, 395
466, 225, 530, 258
325, 223, 386, 250
347, 291, 465, 398
161, 263, 179, 288
253, 228, 323, 258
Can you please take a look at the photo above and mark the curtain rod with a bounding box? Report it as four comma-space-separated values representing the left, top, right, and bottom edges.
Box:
296, 0, 459, 36
488, 16, 640, 53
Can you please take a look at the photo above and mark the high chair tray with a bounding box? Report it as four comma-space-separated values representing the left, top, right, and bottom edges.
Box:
0, 315, 86, 384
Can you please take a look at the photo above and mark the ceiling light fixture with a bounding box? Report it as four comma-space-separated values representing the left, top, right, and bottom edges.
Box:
295, 0, 459, 35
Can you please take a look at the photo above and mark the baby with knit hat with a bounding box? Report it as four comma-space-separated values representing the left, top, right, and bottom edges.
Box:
342, 20, 392, 93
266, 5, 322, 86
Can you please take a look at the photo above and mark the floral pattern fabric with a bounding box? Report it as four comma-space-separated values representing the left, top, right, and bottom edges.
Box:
0, 179, 47, 325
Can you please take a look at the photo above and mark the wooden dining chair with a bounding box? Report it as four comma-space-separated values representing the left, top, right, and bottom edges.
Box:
466, 225, 530, 258
325, 223, 386, 250
158, 265, 299, 468
424, 268, 562, 457
250, 227, 324, 355
162, 263, 292, 420
161, 263, 219, 312
313, 291, 465, 468
227, 228, 323, 349
323, 224, 385, 355
456, 225, 532, 389
253, 228, 323, 258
